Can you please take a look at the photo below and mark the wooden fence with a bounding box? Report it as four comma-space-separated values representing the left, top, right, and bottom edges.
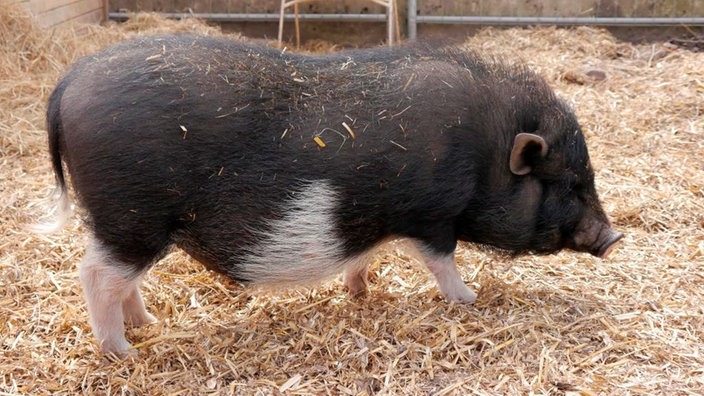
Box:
4, 0, 107, 27
109, 0, 704, 17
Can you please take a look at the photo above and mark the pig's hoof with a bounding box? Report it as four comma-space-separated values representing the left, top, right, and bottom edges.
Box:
345, 277, 368, 298
108, 347, 138, 359
346, 286, 368, 298
100, 338, 135, 358
343, 267, 368, 298
124, 311, 157, 327
443, 286, 477, 304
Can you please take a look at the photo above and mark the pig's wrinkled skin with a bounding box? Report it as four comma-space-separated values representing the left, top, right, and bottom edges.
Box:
35, 35, 622, 355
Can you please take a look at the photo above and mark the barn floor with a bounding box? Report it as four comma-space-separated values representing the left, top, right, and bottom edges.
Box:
1, 6, 703, 395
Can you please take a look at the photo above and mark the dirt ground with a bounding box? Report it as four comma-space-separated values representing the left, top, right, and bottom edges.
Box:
1, 7, 702, 395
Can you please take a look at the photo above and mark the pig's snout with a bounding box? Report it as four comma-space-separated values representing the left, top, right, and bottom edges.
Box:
595, 229, 624, 258
570, 215, 624, 258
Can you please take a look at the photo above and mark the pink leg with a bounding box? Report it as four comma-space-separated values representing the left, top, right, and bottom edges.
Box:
413, 244, 477, 303
122, 280, 157, 327
79, 238, 153, 355
343, 264, 369, 297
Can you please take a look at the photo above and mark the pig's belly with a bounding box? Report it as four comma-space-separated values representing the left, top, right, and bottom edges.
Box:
174, 180, 372, 285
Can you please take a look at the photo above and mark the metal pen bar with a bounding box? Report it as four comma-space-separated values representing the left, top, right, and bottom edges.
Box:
413, 16, 704, 26
408, 0, 417, 40
108, 12, 704, 42
108, 12, 388, 23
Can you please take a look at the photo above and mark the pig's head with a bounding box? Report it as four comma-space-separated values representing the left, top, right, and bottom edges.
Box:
506, 125, 624, 258
455, 83, 623, 259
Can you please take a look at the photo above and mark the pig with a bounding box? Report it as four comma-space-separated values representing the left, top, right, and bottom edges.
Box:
35, 34, 623, 355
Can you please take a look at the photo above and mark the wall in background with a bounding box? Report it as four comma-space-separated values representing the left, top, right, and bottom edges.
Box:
3, 0, 107, 27
108, 0, 704, 17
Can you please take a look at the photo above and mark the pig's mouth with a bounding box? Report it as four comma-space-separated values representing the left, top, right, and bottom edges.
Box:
566, 217, 624, 259
570, 227, 624, 258
594, 229, 624, 258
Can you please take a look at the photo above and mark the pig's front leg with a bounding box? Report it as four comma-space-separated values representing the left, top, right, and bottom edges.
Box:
414, 243, 477, 303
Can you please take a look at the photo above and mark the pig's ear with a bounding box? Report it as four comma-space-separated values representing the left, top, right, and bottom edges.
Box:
510, 133, 548, 175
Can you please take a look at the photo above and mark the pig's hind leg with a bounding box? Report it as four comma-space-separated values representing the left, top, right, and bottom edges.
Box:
79, 237, 155, 355
122, 280, 157, 327
343, 263, 369, 297
342, 246, 385, 297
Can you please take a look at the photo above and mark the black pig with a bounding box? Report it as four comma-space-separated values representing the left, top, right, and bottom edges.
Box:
36, 35, 623, 355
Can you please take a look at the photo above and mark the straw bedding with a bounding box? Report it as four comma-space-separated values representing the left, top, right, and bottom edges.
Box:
1, 5, 702, 395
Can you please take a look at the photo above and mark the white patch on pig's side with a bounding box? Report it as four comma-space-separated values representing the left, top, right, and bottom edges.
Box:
411, 242, 477, 304
79, 237, 154, 355
235, 180, 374, 286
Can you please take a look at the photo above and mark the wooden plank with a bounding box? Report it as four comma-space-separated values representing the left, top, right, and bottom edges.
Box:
209, 0, 230, 13
528, 0, 588, 17
27, 0, 81, 14
191, 0, 211, 13
491, 0, 520, 17
145, 0, 174, 12
661, 0, 693, 16
248, 0, 282, 13
618, 0, 637, 17
694, 0, 704, 14
37, 0, 104, 27
102, 0, 704, 17
541, 0, 568, 17
172, 0, 193, 12
58, 7, 104, 25
465, 0, 481, 15
113, 0, 137, 11
632, 0, 658, 17
596, 0, 622, 16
